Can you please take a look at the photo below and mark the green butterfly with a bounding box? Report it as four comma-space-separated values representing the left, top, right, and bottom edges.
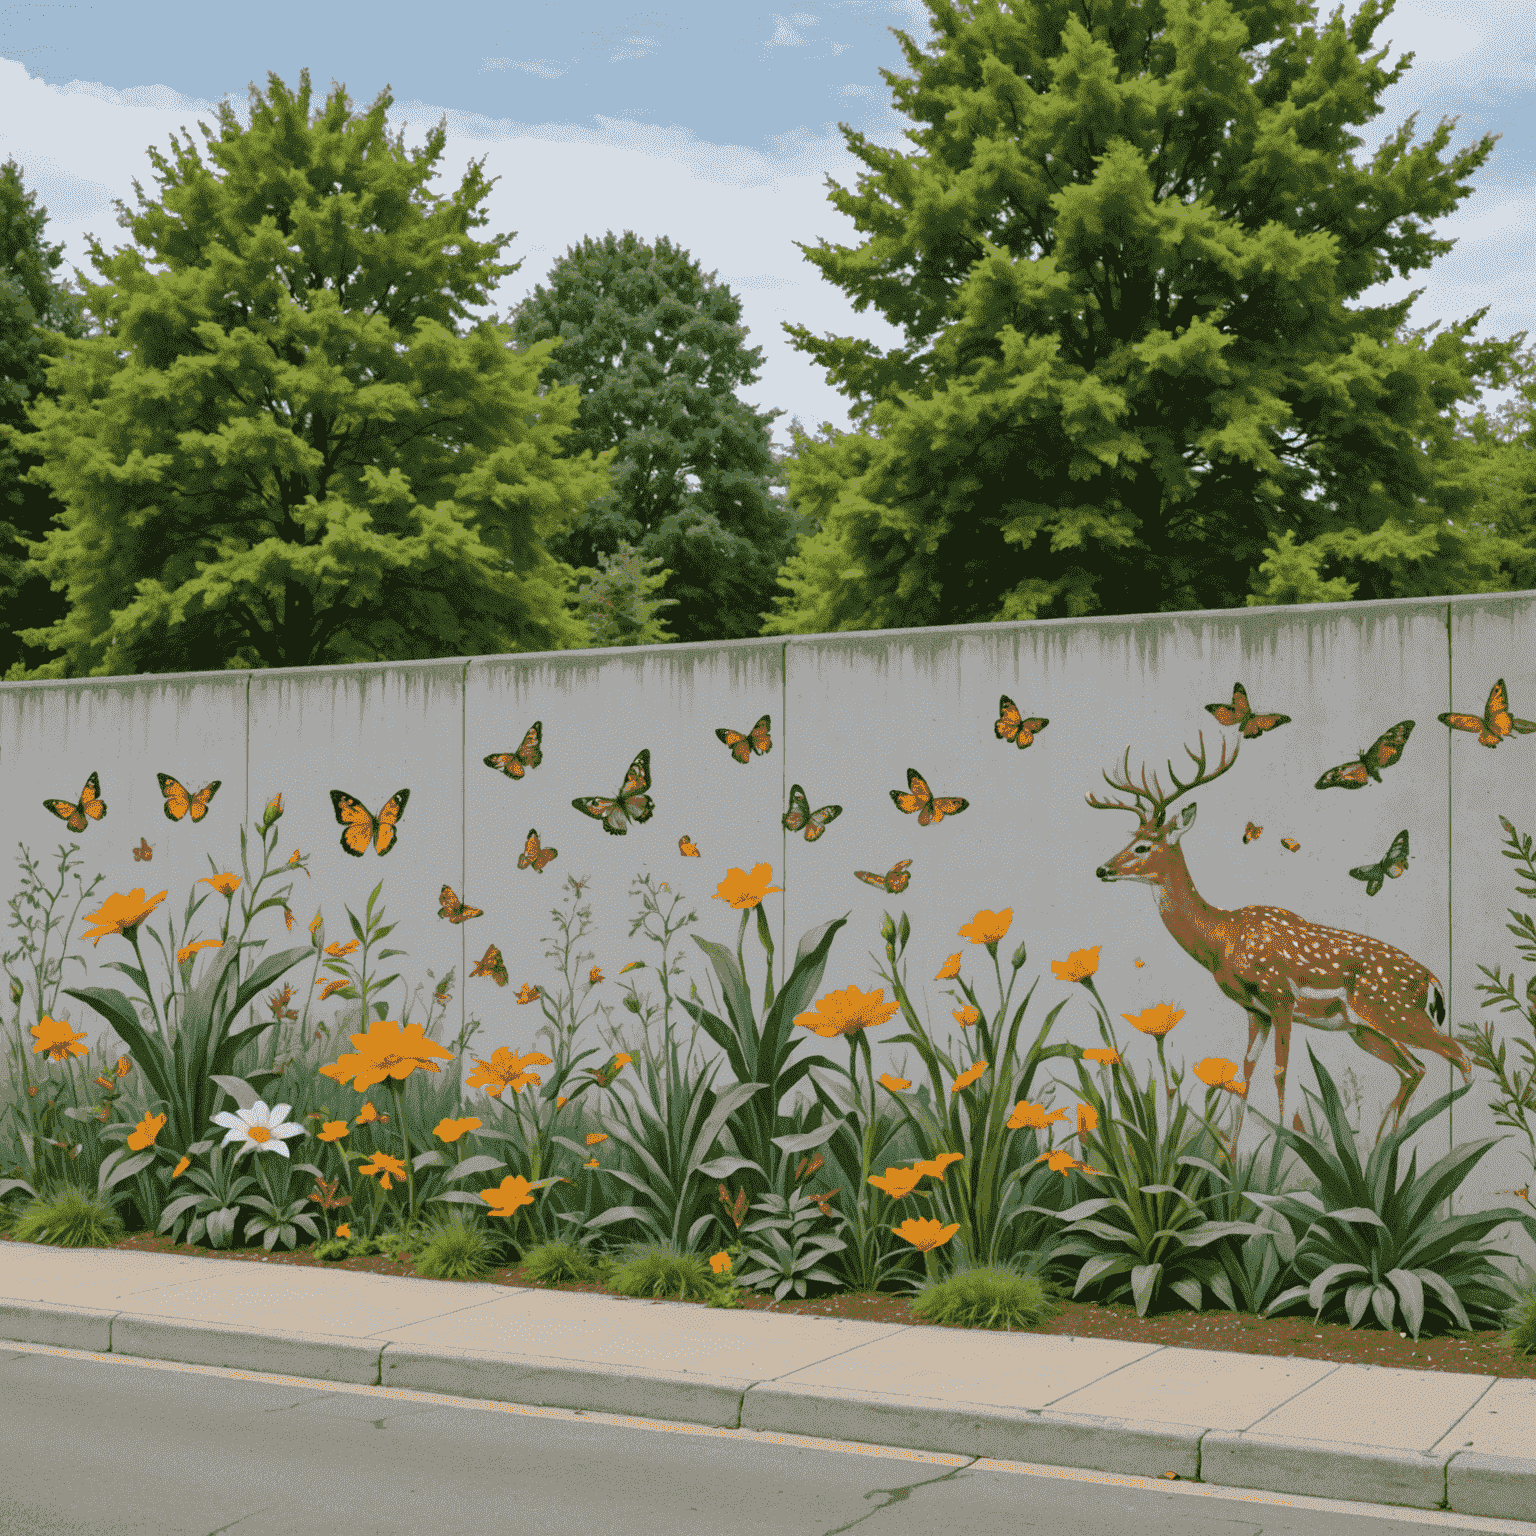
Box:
1349, 829, 1410, 897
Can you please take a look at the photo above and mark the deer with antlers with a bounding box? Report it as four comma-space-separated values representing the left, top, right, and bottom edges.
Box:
1089, 732, 1472, 1145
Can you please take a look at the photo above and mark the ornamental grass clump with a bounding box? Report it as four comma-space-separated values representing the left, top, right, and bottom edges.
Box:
910, 1262, 1067, 1331
519, 1239, 602, 1286
11, 1186, 124, 1247
413, 1212, 500, 1281
1505, 1283, 1536, 1358
608, 1242, 731, 1303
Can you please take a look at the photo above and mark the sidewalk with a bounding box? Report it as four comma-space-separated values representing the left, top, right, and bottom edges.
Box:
3, 1243, 1533, 1523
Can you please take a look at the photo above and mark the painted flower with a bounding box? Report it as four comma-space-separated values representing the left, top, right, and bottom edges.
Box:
952, 1005, 981, 1027
30, 1015, 88, 1060
878, 1073, 910, 1093
318, 1017, 455, 1091
325, 939, 360, 959
589, 966, 604, 984
935, 953, 962, 980
358, 1151, 408, 1191
794, 984, 900, 1038
1036, 1148, 1108, 1179
584, 1157, 601, 1169
210, 1099, 306, 1159
713, 863, 783, 910
465, 1046, 553, 1097
200, 872, 241, 897
356, 1102, 379, 1124
868, 1166, 923, 1200
115, 1055, 131, 1078
81, 888, 168, 946
892, 1217, 960, 1253
315, 977, 353, 1001
556, 1096, 568, 1109
516, 983, 542, 1005
958, 909, 1012, 946
1075, 1102, 1099, 1137
1082, 1047, 1121, 1065
283, 907, 296, 931
951, 1061, 989, 1094
434, 1116, 482, 1143
619, 961, 644, 974
172, 1156, 191, 1179
709, 1251, 732, 1275
1051, 946, 1101, 982
1195, 1057, 1247, 1096
911, 1152, 964, 1182
126, 1111, 166, 1151
176, 938, 222, 965
1124, 1003, 1185, 1037
337, 1224, 351, 1240
585, 1132, 608, 1146
1005, 1100, 1067, 1131
263, 793, 284, 828
317, 1120, 350, 1142
479, 1174, 537, 1218
309, 911, 324, 939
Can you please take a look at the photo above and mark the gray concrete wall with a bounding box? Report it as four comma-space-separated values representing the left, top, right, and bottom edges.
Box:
4, 591, 1535, 1280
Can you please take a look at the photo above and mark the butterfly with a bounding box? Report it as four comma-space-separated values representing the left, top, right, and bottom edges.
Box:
518, 828, 558, 873
854, 859, 912, 894
572, 750, 655, 836
890, 768, 969, 826
1134, 958, 1145, 968
330, 788, 409, 857
484, 721, 543, 780
994, 696, 1049, 750
43, 772, 106, 833
132, 837, 153, 862
438, 885, 483, 923
1243, 822, 1263, 844
679, 835, 700, 857
1314, 721, 1414, 791
1349, 829, 1410, 897
1280, 837, 1300, 852
715, 715, 771, 764
471, 943, 509, 988
157, 773, 220, 823
1438, 680, 1536, 750
1205, 682, 1291, 739
783, 783, 843, 842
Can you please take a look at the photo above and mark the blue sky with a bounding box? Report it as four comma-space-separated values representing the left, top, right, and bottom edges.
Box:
2, 1, 1534, 450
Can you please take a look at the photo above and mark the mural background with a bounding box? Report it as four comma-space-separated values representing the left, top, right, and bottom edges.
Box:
4, 590, 1534, 1280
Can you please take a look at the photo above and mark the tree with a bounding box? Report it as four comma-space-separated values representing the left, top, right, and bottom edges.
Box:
501, 231, 803, 644
0, 159, 95, 676
760, 0, 1529, 637
572, 540, 680, 647
11, 69, 617, 678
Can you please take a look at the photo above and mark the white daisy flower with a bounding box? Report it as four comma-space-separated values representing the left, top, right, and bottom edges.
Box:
210, 1099, 306, 1159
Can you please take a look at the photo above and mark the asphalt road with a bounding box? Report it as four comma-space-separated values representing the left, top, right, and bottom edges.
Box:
3, 1342, 1534, 1536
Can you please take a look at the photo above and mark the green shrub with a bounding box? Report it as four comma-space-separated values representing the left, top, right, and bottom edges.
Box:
608, 1244, 733, 1304
911, 1262, 1068, 1330
1504, 1284, 1536, 1358
520, 1240, 601, 1285
12, 1187, 125, 1248
414, 1215, 499, 1281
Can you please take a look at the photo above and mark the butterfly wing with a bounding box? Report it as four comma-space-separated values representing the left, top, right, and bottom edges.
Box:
78, 772, 106, 824
995, 695, 1023, 744
518, 829, 548, 871
783, 784, 811, 834
43, 796, 87, 833
1315, 761, 1370, 791
1243, 822, 1262, 843
1015, 717, 1048, 749
926, 795, 969, 825
440, 885, 483, 922
1366, 721, 1414, 773
802, 801, 843, 843
853, 869, 887, 888
533, 840, 558, 872
748, 715, 772, 756
1240, 710, 1291, 739
331, 791, 379, 857
485, 722, 543, 780
1383, 828, 1410, 869
132, 837, 152, 862
187, 781, 220, 822
891, 770, 931, 819
716, 726, 753, 764
158, 773, 191, 822
1205, 683, 1250, 729
373, 790, 409, 855
679, 835, 700, 857
1438, 711, 1485, 737
885, 859, 912, 893
580, 749, 656, 834
1349, 859, 1387, 897
473, 943, 510, 987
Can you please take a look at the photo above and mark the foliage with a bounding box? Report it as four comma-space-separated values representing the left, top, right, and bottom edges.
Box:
570, 539, 680, 648
9, 68, 615, 678
1506, 1285, 1536, 1358
761, 0, 1526, 638
736, 1184, 847, 1300
606, 1242, 736, 1304
413, 1210, 500, 1280
910, 1261, 1067, 1331
10, 1185, 124, 1247
519, 1239, 601, 1285
502, 229, 805, 643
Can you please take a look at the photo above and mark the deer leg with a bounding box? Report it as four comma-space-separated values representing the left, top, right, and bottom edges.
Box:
1271, 991, 1296, 1132
1349, 1024, 1427, 1144
1228, 1009, 1270, 1155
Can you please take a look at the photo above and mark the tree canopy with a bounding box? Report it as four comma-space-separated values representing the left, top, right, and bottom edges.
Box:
761, 0, 1531, 636
9, 69, 616, 678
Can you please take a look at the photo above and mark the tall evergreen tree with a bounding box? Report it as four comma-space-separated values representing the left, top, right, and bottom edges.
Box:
502, 231, 802, 644
10, 69, 615, 678
761, 0, 1528, 636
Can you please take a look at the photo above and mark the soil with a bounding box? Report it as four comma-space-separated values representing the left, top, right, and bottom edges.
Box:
5, 1227, 1534, 1381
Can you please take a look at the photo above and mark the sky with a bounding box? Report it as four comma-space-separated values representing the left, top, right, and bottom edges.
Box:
1, 0, 1535, 452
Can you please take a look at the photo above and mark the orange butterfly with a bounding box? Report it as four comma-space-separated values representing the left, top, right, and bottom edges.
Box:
679, 835, 700, 857
438, 885, 484, 923
1205, 682, 1291, 739
890, 768, 969, 826
330, 789, 409, 857
1281, 837, 1300, 852
471, 943, 509, 987
1439, 680, 1536, 749
994, 696, 1048, 750
1134, 958, 1145, 968
572, 750, 655, 835
1314, 721, 1414, 791
854, 859, 912, 893
484, 721, 543, 780
518, 828, 558, 873
158, 773, 220, 823
716, 715, 771, 764
1243, 822, 1263, 844
43, 772, 106, 833
783, 783, 842, 842
132, 837, 153, 862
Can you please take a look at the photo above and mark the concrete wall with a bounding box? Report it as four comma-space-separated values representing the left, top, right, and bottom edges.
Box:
4, 591, 1535, 1280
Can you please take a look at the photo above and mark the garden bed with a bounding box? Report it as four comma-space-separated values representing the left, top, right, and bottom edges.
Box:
5, 1228, 1532, 1381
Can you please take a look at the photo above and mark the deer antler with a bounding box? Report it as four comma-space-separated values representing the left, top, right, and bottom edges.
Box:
1086, 731, 1241, 828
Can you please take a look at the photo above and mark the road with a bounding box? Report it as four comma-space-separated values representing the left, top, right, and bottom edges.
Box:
3, 1341, 1533, 1536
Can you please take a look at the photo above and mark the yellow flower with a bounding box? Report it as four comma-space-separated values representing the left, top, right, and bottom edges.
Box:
952, 1005, 981, 1027
30, 1015, 89, 1061
176, 938, 223, 965
516, 983, 542, 1005
201, 872, 241, 896
356, 1101, 379, 1124
479, 1174, 537, 1218
1124, 1003, 1185, 1037
1051, 946, 1101, 982
794, 983, 900, 1038
126, 1111, 166, 1151
1006, 1100, 1069, 1131
465, 1046, 553, 1097
1195, 1057, 1247, 1096
935, 953, 962, 980
317, 1018, 455, 1091
336, 1223, 351, 1240
958, 909, 1012, 946
868, 1166, 923, 1200
325, 940, 360, 959
878, 1073, 910, 1093
317, 1120, 350, 1142
911, 1151, 964, 1182
358, 1151, 408, 1191
586, 1132, 609, 1145
434, 1116, 482, 1143
709, 1251, 732, 1275
893, 1217, 960, 1253
172, 1155, 191, 1179
1082, 1047, 1121, 1065
1036, 1149, 1109, 1178
713, 863, 784, 910
951, 1061, 988, 1094
589, 966, 604, 984
81, 888, 168, 946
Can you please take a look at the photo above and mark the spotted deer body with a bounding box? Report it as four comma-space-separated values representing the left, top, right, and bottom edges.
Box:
1090, 733, 1470, 1144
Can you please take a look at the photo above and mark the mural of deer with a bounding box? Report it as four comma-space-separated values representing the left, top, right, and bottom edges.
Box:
1089, 731, 1472, 1145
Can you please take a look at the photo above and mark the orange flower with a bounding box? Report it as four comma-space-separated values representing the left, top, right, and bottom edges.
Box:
325, 939, 360, 959
794, 984, 900, 1038
126, 1111, 166, 1151
584, 1157, 600, 1168
356, 1101, 379, 1124
81, 888, 168, 945
1124, 1003, 1185, 1037
1075, 1102, 1099, 1137
288, 849, 303, 867
589, 966, 604, 984
958, 909, 1012, 946
556, 1096, 568, 1109
116, 1055, 131, 1078
1036, 1148, 1109, 1178
336, 1224, 351, 1240
434, 1116, 483, 1143
317, 1120, 350, 1142
878, 1073, 910, 1093
479, 1174, 537, 1218
30, 1015, 89, 1061
176, 938, 222, 964
585, 1132, 608, 1145
892, 1217, 959, 1253
1051, 946, 1101, 982
284, 907, 296, 932
315, 977, 353, 1001
952, 1005, 981, 1027
171, 1155, 191, 1179
263, 793, 284, 828
713, 863, 783, 911
619, 961, 644, 974
1195, 1057, 1247, 1096
911, 1152, 963, 1182
358, 1152, 408, 1191
951, 1061, 988, 1094
679, 836, 700, 858
200, 872, 241, 896
709, 1251, 731, 1275
1082, 1047, 1120, 1065
1006, 1100, 1069, 1131
318, 1018, 455, 1091
935, 953, 962, 980
615, 1053, 633, 1067
309, 911, 324, 938
868, 1166, 923, 1200
516, 983, 542, 1005
466, 1046, 553, 1096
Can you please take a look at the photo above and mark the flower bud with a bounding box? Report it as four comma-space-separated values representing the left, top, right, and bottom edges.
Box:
897, 911, 910, 953
9, 978, 21, 1005
263, 792, 284, 829
1011, 939, 1028, 971
880, 913, 897, 947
